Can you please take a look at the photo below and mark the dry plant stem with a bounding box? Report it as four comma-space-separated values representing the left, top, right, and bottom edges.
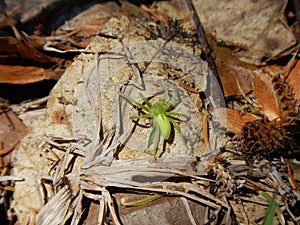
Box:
243, 178, 275, 192
43, 40, 104, 54
11, 96, 49, 113
178, 81, 200, 94
237, 196, 270, 206
0, 176, 24, 182
104, 189, 121, 225
202, 113, 211, 151
70, 191, 83, 225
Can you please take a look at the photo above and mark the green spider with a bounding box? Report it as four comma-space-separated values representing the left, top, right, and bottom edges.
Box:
120, 84, 188, 159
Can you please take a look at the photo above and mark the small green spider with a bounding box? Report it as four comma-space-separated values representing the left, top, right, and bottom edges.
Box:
120, 84, 188, 159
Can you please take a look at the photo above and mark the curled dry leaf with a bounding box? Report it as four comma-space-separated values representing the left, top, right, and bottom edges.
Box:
252, 70, 281, 121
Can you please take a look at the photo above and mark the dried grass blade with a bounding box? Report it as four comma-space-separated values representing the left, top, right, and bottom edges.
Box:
35, 187, 72, 225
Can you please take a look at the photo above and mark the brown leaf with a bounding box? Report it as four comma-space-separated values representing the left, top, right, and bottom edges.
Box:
262, 63, 300, 104
212, 108, 259, 135
252, 70, 280, 120
0, 36, 19, 54
16, 32, 58, 63
284, 60, 300, 104
62, 17, 110, 49
195, 0, 296, 65
0, 106, 27, 162
0, 6, 58, 64
0, 64, 45, 84
141, 4, 169, 24
211, 36, 256, 97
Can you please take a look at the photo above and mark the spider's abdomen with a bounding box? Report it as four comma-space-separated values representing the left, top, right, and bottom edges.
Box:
154, 113, 171, 140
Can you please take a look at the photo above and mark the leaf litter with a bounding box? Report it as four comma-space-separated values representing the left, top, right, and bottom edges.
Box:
0, 0, 299, 224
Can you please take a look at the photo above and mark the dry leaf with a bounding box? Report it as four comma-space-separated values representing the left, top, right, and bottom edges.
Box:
285, 61, 300, 104
16, 32, 58, 63
0, 106, 27, 171
261, 63, 300, 104
0, 36, 19, 54
0, 6, 58, 64
195, 0, 296, 65
212, 108, 259, 135
0, 107, 27, 147
0, 64, 45, 84
252, 70, 281, 120
213, 40, 255, 96
141, 4, 169, 24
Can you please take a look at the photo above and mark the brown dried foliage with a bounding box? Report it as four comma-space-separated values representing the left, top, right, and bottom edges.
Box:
237, 74, 299, 164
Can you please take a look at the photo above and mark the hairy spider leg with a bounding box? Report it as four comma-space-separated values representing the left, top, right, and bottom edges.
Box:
165, 87, 179, 110
165, 111, 188, 120
120, 92, 151, 113
129, 113, 154, 120
138, 93, 153, 108
160, 86, 169, 105
153, 82, 178, 108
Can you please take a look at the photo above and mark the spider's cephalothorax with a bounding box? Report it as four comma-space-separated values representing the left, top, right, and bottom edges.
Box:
120, 84, 187, 159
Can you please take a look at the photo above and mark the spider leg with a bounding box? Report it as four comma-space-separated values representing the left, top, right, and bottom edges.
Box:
139, 93, 153, 108
169, 118, 187, 147
165, 87, 179, 110
166, 111, 189, 121
148, 120, 160, 160
129, 114, 153, 120
154, 82, 169, 105
120, 92, 150, 112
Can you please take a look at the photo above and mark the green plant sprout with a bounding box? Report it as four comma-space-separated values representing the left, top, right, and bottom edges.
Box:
260, 191, 285, 225
120, 84, 188, 159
